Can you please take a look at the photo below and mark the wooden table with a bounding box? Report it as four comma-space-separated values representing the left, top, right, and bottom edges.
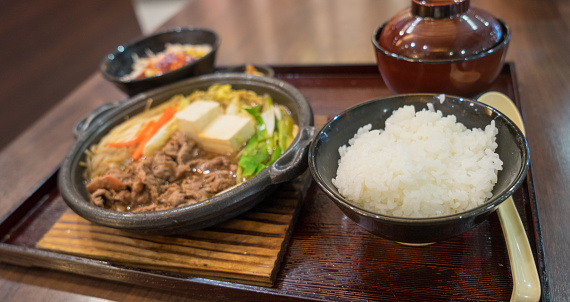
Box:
1, 0, 568, 300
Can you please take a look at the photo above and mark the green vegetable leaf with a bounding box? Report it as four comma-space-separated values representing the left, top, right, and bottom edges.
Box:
277, 108, 294, 151
239, 101, 295, 180
244, 106, 265, 133
268, 145, 282, 165
239, 143, 268, 177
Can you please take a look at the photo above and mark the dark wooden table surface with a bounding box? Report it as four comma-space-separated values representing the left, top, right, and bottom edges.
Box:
0, 0, 568, 301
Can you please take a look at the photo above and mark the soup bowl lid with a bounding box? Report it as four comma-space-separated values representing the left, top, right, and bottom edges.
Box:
378, 0, 504, 61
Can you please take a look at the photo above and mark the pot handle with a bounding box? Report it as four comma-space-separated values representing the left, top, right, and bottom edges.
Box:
269, 126, 317, 184
73, 100, 124, 138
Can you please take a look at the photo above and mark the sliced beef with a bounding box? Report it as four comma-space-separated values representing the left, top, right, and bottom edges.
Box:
104, 167, 134, 186
91, 188, 113, 207
131, 176, 145, 194
88, 132, 239, 213
176, 139, 197, 165
203, 170, 236, 193
131, 188, 152, 208
86, 175, 126, 193
136, 160, 161, 200
132, 203, 158, 213
158, 183, 186, 208
163, 132, 185, 159
151, 152, 177, 182
175, 164, 190, 180
181, 176, 207, 202
114, 190, 132, 204
187, 156, 232, 173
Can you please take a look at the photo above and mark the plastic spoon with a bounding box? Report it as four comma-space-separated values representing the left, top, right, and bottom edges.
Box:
477, 91, 541, 302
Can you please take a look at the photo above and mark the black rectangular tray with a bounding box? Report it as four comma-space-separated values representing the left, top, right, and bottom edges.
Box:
0, 63, 549, 301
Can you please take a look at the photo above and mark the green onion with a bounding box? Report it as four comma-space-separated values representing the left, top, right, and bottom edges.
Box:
237, 95, 295, 182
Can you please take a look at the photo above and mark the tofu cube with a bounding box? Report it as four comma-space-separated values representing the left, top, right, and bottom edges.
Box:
200, 114, 255, 154
175, 100, 222, 140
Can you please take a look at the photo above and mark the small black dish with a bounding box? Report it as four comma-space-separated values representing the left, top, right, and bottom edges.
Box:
101, 27, 219, 96
309, 94, 529, 243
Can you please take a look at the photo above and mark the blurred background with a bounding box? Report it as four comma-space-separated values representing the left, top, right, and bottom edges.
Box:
133, 0, 189, 35
0, 0, 187, 151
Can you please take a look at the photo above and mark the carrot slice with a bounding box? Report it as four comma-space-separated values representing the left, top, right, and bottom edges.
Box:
132, 139, 147, 160
131, 107, 177, 160
107, 120, 157, 148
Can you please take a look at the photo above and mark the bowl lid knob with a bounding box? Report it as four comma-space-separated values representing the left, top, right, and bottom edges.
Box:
411, 0, 470, 19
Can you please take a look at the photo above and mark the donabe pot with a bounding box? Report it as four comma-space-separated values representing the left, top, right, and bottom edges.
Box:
59, 73, 315, 235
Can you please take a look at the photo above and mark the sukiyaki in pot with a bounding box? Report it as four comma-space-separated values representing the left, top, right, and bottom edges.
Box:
59, 73, 315, 235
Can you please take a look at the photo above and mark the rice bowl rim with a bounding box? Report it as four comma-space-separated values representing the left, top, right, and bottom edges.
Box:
308, 93, 530, 224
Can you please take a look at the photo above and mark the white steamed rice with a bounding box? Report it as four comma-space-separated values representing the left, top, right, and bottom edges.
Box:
332, 104, 503, 218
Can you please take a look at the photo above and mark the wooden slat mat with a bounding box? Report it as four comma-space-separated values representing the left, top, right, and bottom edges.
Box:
37, 171, 312, 287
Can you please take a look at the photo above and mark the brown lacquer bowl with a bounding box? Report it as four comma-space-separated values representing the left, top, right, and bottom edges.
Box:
59, 74, 315, 235
372, 0, 511, 97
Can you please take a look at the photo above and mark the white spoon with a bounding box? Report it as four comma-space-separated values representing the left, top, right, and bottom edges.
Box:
477, 91, 541, 302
